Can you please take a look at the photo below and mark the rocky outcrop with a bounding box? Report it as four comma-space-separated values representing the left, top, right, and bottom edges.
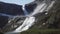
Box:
25, 1, 37, 14
0, 2, 24, 15
0, 2, 25, 32
21, 0, 60, 33
31, 0, 60, 29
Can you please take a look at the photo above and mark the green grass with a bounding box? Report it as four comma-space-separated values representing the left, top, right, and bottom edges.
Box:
21, 29, 60, 34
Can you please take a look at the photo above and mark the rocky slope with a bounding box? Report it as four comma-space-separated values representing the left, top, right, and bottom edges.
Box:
21, 0, 60, 34
25, 1, 37, 14
26, 0, 60, 29
0, 0, 60, 34
0, 2, 25, 32
0, 2, 24, 15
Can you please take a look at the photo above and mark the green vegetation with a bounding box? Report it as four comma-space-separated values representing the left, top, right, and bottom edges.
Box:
21, 29, 60, 34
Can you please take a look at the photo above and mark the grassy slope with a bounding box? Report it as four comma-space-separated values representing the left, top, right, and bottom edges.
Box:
21, 29, 60, 34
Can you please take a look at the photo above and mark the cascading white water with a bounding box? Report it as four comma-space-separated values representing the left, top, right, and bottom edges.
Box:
5, 0, 56, 34
45, 1, 55, 11
13, 17, 35, 33
22, 5, 28, 16
12, 5, 35, 33
13, 1, 49, 33
30, 3, 47, 16
13, 2, 47, 33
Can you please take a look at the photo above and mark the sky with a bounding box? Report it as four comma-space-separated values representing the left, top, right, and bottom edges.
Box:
0, 0, 34, 5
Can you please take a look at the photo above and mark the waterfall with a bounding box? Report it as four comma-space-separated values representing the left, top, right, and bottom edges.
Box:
45, 1, 55, 11
13, 17, 35, 33
5, 0, 56, 34
22, 5, 29, 16
30, 3, 47, 16
13, 2, 47, 33
13, 5, 35, 33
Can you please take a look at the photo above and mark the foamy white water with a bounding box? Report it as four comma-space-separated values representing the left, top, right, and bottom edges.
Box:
5, 0, 56, 34
22, 5, 28, 16
13, 3, 47, 33
45, 1, 55, 11
30, 3, 47, 16
12, 2, 49, 33
14, 17, 35, 33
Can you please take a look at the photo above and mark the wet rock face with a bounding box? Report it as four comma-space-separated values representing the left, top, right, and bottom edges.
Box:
0, 2, 24, 15
25, 2, 37, 14
0, 15, 9, 29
